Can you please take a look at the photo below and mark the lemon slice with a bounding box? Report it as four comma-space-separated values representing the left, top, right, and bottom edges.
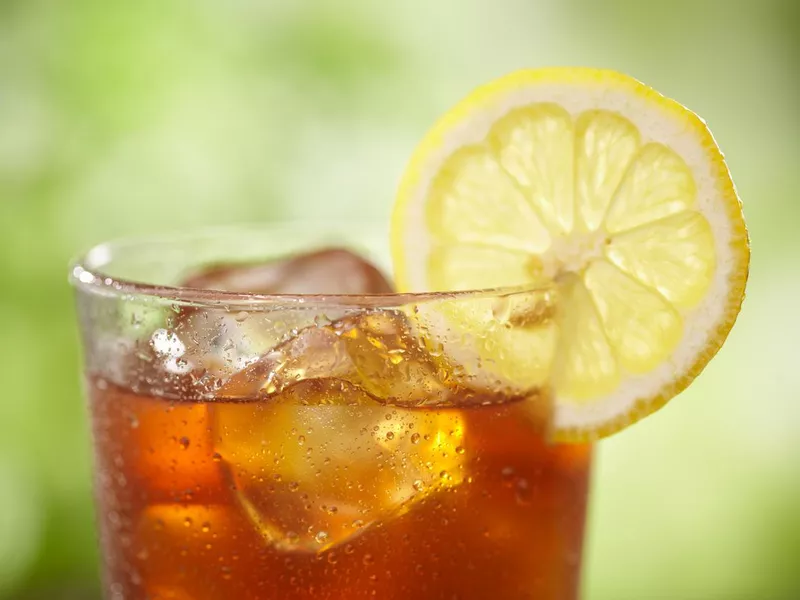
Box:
391, 67, 749, 441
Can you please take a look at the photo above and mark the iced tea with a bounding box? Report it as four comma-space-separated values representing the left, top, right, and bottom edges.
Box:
74, 242, 591, 600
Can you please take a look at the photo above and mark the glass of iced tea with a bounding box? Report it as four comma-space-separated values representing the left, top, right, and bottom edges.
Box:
71, 225, 591, 600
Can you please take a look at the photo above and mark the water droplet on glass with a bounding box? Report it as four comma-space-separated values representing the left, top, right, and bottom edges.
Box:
515, 478, 533, 505
501, 466, 516, 485
314, 531, 329, 545
178, 436, 190, 450
410, 433, 421, 444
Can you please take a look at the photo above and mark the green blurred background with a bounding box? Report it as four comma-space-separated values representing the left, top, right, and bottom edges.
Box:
0, 1, 798, 598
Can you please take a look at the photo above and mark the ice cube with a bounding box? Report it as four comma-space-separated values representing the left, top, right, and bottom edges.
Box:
209, 383, 467, 552
181, 248, 394, 295
218, 310, 496, 407
163, 248, 393, 395
170, 308, 319, 395
219, 325, 355, 399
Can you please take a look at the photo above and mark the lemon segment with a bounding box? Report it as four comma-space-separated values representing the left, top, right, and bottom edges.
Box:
574, 110, 641, 232
583, 260, 683, 374
551, 274, 619, 401
605, 143, 697, 233
488, 104, 575, 235
391, 67, 750, 440
428, 245, 534, 291
410, 287, 559, 394
427, 146, 551, 253
605, 211, 715, 309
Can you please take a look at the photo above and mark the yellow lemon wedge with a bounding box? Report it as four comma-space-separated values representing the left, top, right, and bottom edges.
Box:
391, 67, 749, 441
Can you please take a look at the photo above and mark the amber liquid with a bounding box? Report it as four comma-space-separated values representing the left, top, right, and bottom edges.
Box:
90, 379, 591, 600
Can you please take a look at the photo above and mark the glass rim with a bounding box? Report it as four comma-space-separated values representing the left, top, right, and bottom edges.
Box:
69, 223, 553, 310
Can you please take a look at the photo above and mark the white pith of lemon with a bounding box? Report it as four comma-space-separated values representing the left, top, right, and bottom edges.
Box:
391, 68, 749, 441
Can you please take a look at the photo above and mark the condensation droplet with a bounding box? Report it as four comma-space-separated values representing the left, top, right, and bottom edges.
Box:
314, 531, 329, 545
501, 466, 516, 485
410, 433, 421, 444
515, 478, 533, 505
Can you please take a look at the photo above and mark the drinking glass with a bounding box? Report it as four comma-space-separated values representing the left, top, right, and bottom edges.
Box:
71, 224, 591, 600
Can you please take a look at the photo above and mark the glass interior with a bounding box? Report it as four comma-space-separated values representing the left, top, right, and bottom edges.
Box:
70, 223, 590, 600
70, 223, 395, 302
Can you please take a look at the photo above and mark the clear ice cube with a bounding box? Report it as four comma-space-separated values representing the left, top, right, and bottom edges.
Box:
210, 382, 467, 552
181, 248, 394, 295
